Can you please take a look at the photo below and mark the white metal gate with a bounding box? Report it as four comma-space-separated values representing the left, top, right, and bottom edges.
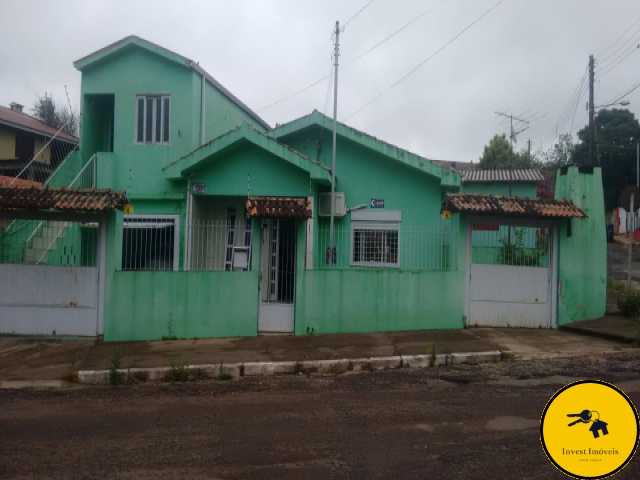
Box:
258, 219, 296, 334
0, 215, 104, 336
467, 218, 557, 328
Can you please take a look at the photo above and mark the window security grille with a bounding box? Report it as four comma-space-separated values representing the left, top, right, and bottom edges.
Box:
121, 216, 179, 271
135, 95, 170, 144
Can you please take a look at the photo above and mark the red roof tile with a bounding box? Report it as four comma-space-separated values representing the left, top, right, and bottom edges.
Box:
246, 197, 312, 219
0, 186, 128, 212
0, 106, 78, 143
442, 193, 586, 218
0, 175, 42, 188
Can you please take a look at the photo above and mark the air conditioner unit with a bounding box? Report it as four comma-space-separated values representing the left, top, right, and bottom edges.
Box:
319, 192, 347, 217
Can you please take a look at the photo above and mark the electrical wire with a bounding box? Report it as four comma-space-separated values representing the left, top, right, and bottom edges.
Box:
597, 17, 640, 64
604, 78, 640, 106
344, 0, 507, 121
598, 43, 640, 78
256, 0, 449, 113
343, 0, 375, 29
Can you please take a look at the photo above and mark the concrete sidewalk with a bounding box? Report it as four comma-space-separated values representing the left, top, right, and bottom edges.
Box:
0, 326, 628, 382
559, 315, 639, 344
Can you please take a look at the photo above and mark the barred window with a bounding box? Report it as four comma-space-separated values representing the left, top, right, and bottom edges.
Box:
350, 211, 401, 268
135, 95, 170, 144
121, 215, 179, 271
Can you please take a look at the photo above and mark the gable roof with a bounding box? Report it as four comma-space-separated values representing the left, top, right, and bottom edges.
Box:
462, 169, 544, 183
163, 122, 332, 184
0, 105, 78, 143
73, 35, 270, 131
269, 110, 460, 188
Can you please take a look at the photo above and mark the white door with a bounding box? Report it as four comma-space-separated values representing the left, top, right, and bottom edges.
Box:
467, 219, 556, 328
258, 219, 296, 333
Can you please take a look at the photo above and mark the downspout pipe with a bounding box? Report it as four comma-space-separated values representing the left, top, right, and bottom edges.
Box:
189, 61, 206, 145
185, 173, 194, 271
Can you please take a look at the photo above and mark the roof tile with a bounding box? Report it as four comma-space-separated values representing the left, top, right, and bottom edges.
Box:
0, 186, 128, 212
462, 169, 544, 183
247, 197, 312, 219
442, 193, 585, 218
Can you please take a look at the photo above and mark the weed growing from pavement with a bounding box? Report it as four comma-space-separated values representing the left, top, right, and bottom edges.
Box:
218, 359, 232, 380
326, 363, 343, 375
428, 346, 437, 367
293, 361, 303, 375
347, 361, 354, 371
61, 368, 79, 383
162, 314, 178, 341
108, 349, 124, 386
362, 362, 375, 372
169, 357, 189, 382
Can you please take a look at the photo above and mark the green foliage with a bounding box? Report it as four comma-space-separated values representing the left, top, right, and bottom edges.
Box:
161, 315, 177, 341
32, 93, 78, 138
169, 357, 189, 382
617, 291, 640, 318
478, 134, 532, 169
607, 277, 627, 294
293, 361, 304, 375
108, 349, 124, 386
573, 109, 640, 209
498, 228, 544, 267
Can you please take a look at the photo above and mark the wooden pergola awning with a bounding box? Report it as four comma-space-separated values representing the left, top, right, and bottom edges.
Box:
246, 197, 312, 219
0, 186, 129, 212
442, 193, 586, 218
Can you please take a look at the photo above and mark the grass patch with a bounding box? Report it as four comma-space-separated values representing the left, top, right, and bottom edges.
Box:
326, 363, 344, 375
169, 357, 189, 382
108, 349, 124, 386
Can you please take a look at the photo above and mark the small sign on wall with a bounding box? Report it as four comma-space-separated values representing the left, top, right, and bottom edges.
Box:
192, 183, 206, 193
123, 204, 134, 215
441, 210, 451, 220
370, 198, 385, 208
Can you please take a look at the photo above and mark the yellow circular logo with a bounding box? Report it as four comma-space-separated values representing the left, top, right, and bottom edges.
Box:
540, 380, 639, 479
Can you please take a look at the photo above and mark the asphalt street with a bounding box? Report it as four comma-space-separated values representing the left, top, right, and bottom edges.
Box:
1, 352, 639, 479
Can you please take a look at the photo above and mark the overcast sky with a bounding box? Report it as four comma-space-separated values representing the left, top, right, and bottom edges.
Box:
1, 0, 639, 162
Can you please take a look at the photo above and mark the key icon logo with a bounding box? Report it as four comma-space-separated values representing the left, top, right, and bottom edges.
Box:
566, 410, 609, 438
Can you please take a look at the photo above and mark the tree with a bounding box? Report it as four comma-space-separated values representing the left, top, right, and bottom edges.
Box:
572, 109, 640, 209
535, 134, 574, 198
478, 133, 531, 169
32, 93, 78, 138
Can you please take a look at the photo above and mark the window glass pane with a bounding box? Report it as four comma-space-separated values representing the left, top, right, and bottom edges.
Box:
162, 97, 170, 142
136, 98, 144, 143
155, 98, 162, 143
352, 226, 399, 266
145, 97, 153, 143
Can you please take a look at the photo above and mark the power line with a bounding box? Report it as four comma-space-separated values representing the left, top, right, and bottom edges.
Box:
597, 15, 640, 61
343, 0, 375, 29
539, 72, 588, 148
598, 43, 640, 77
256, 0, 449, 113
344, 0, 507, 121
605, 78, 640, 106
597, 27, 640, 69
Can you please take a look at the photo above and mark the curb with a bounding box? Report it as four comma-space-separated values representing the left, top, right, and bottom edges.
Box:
558, 324, 636, 345
77, 350, 503, 385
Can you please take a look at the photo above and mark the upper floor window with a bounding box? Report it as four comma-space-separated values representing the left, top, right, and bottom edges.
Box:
135, 95, 170, 144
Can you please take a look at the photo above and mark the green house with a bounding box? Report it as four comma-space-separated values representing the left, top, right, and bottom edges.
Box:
0, 36, 606, 340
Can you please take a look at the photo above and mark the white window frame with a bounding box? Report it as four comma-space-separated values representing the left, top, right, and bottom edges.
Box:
122, 214, 180, 271
134, 94, 171, 145
350, 210, 401, 268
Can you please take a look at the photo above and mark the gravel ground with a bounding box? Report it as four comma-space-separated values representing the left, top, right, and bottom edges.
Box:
1, 352, 639, 479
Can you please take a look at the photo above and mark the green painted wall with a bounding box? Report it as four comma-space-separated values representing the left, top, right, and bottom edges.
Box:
79, 45, 265, 197
191, 143, 312, 198
295, 214, 467, 334
105, 271, 258, 341
463, 182, 537, 197
555, 166, 606, 325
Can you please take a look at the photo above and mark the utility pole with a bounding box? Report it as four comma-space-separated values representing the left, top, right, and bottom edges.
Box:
588, 54, 595, 165
527, 139, 531, 163
629, 193, 634, 292
329, 20, 340, 268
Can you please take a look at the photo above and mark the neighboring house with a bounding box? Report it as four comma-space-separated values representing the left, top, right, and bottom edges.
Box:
461, 169, 544, 197
0, 103, 77, 179
0, 36, 606, 340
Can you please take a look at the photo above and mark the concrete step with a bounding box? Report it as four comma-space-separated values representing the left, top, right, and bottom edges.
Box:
31, 236, 57, 250
25, 248, 49, 264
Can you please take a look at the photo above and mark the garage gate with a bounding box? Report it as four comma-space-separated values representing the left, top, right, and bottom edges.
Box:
466, 218, 558, 328
0, 213, 106, 336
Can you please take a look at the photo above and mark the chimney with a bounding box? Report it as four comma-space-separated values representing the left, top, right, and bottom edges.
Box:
9, 102, 24, 112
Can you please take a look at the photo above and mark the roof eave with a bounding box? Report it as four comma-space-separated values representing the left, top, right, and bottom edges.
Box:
269, 111, 460, 186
